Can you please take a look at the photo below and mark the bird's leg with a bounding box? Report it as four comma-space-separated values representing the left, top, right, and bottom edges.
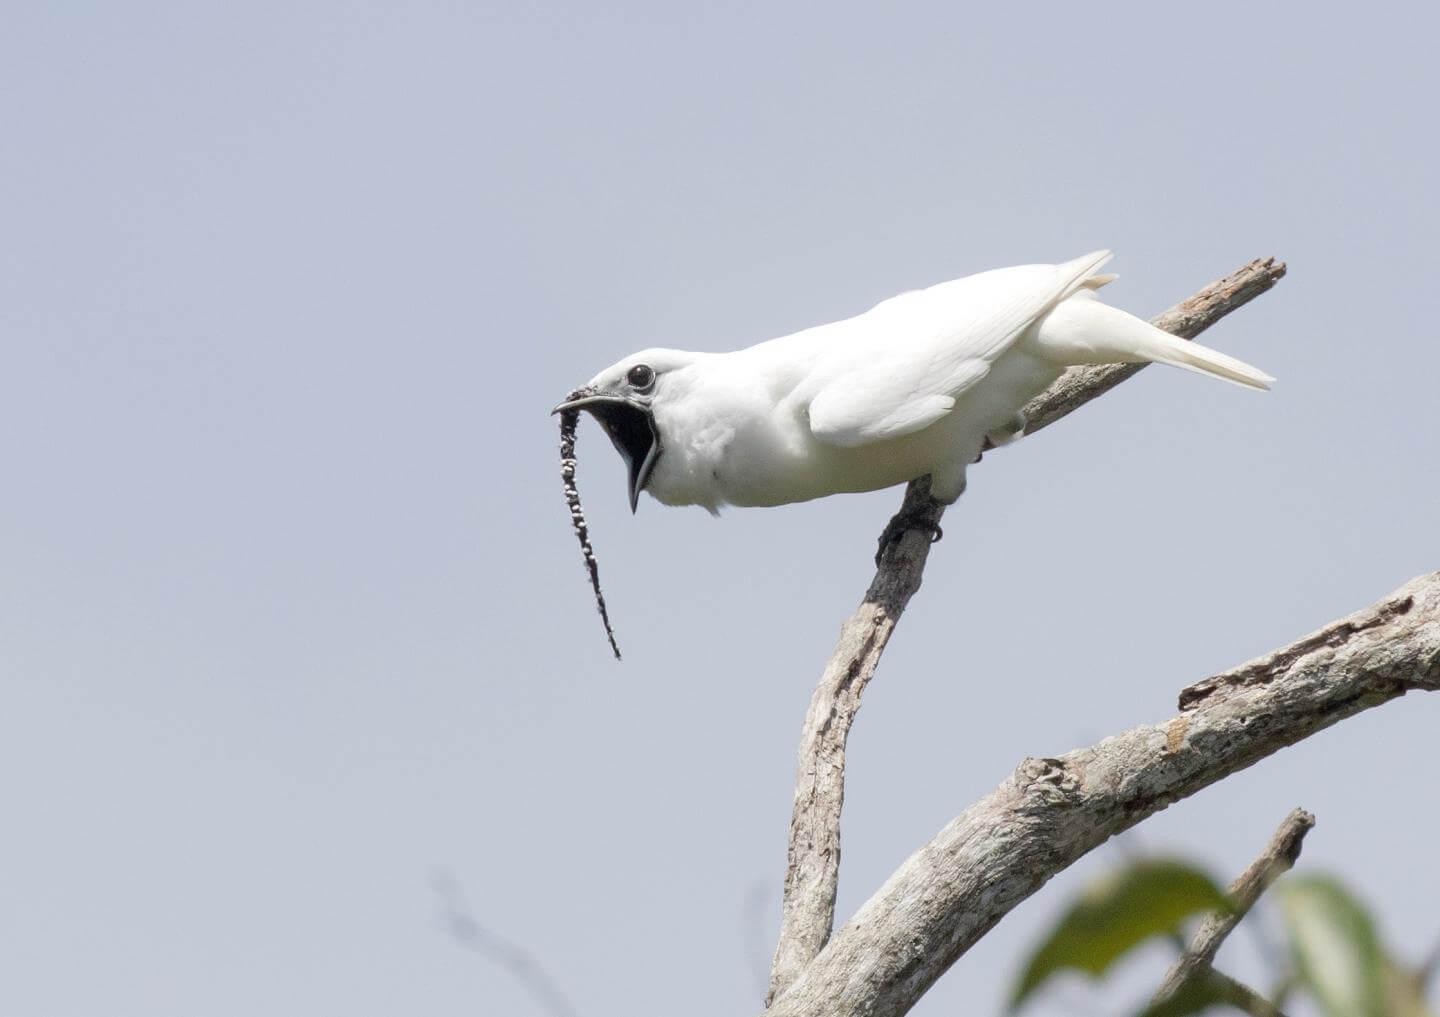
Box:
874, 512, 943, 566
874, 480, 947, 568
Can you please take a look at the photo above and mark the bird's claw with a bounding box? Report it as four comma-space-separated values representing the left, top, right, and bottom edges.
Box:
874, 511, 944, 567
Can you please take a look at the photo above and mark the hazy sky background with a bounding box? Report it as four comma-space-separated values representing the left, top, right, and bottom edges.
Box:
3, 3, 1437, 1015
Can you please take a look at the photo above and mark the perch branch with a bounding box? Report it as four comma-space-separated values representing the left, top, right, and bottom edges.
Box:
1153, 808, 1315, 1003
766, 256, 1288, 1003
764, 571, 1440, 1017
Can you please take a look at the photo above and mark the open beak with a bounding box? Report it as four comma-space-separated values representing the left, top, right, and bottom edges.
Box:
552, 389, 661, 513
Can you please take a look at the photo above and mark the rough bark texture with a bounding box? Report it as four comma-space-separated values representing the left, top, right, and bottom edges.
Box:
766, 256, 1288, 1003
1154, 808, 1316, 1003
764, 572, 1440, 1017
766, 478, 943, 1003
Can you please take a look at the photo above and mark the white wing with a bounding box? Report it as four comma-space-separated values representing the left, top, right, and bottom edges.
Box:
807, 250, 1114, 448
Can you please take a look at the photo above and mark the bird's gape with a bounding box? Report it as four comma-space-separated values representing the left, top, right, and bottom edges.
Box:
586, 399, 662, 509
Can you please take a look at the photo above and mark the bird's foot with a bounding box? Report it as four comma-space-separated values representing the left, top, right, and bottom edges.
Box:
874, 507, 944, 568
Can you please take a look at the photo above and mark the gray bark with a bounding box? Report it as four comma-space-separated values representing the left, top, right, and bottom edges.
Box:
767, 256, 1289, 1003
764, 572, 1440, 1017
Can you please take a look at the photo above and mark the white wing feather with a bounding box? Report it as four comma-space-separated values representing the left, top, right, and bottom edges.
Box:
807, 250, 1114, 448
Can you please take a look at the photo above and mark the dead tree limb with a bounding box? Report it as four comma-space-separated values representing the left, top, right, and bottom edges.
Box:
1153, 808, 1315, 1003
767, 257, 1288, 1003
764, 571, 1440, 1017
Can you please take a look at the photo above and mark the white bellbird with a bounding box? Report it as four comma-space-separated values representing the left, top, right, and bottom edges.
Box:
555, 251, 1271, 515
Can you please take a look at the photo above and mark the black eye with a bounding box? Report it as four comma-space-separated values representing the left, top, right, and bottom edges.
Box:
626, 364, 656, 391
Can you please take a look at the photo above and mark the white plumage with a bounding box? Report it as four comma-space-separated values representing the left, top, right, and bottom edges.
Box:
556, 251, 1272, 514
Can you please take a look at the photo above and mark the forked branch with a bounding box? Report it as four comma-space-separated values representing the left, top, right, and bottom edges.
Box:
767, 257, 1288, 1002
765, 572, 1440, 1017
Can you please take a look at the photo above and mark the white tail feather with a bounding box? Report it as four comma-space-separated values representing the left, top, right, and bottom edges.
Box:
1031, 295, 1274, 391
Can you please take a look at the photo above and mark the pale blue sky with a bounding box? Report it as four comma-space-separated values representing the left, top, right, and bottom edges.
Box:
2, 3, 1437, 1015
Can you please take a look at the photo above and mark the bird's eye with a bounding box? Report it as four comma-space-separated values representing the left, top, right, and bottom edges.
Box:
626, 364, 656, 391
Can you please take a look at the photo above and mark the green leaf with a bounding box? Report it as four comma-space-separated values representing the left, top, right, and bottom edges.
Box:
1009, 859, 1232, 1011
1277, 875, 1385, 1017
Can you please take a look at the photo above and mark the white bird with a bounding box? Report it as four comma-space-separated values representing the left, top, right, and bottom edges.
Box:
555, 251, 1271, 518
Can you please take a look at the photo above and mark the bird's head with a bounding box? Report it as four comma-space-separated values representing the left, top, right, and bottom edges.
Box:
553, 349, 701, 512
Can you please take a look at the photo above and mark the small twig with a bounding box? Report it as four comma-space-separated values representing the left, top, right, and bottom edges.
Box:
1208, 969, 1294, 1017
764, 257, 1288, 1004
1153, 809, 1316, 1002
432, 869, 583, 1017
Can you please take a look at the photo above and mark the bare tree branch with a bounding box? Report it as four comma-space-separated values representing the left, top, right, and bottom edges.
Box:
764, 571, 1440, 1017
1154, 808, 1316, 1004
766, 256, 1288, 1003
